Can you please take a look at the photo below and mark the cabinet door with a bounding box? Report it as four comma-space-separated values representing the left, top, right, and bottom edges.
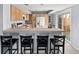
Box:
19, 10, 25, 20
19, 10, 22, 20
11, 5, 20, 21
16, 8, 20, 20
11, 5, 16, 21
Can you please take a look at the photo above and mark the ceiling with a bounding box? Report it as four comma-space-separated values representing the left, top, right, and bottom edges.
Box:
14, 4, 76, 14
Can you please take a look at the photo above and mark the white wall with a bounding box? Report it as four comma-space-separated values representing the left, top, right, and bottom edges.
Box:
71, 5, 79, 51
0, 4, 3, 35
3, 4, 11, 30
0, 4, 3, 54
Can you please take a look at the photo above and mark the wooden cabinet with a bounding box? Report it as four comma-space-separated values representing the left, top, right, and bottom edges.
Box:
29, 14, 32, 20
10, 5, 25, 21
10, 5, 16, 21
25, 14, 29, 20
16, 8, 19, 20
19, 10, 24, 20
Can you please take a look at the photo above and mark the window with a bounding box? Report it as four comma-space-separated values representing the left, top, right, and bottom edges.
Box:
36, 16, 45, 28
58, 16, 62, 29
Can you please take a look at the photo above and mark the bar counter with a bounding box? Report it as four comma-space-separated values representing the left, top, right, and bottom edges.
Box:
3, 27, 64, 53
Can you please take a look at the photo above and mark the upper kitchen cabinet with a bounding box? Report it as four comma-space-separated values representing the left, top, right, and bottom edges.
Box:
10, 5, 16, 21
10, 5, 26, 21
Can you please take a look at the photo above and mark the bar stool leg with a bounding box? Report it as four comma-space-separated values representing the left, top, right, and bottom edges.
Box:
37, 46, 38, 54
45, 47, 46, 54
32, 44, 33, 54
50, 41, 51, 54
9, 46, 12, 54
31, 45, 33, 54
17, 41, 18, 54
63, 46, 64, 54
58, 46, 59, 54
54, 46, 55, 54
57, 46, 59, 54
24, 47, 26, 54
9, 47, 10, 54
30, 46, 31, 54
46, 47, 48, 54
1, 46, 3, 54
21, 46, 22, 54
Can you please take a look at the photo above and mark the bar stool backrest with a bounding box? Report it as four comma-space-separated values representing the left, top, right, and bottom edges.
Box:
54, 35, 65, 45
20, 35, 32, 44
37, 36, 49, 44
1, 35, 12, 44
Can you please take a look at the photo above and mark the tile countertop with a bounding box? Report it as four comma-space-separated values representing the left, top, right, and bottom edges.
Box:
3, 26, 64, 32
3, 26, 64, 33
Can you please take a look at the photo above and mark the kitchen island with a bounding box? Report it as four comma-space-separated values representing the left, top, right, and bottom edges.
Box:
3, 27, 64, 53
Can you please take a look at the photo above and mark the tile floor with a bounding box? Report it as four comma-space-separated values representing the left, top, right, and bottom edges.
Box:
65, 41, 79, 54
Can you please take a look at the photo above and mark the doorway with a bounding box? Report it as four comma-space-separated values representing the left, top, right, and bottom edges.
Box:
36, 16, 45, 28
58, 13, 71, 42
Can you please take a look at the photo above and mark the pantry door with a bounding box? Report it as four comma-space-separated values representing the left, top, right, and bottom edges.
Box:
36, 16, 45, 28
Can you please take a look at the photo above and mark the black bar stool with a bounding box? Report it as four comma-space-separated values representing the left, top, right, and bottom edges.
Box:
50, 35, 65, 54
37, 36, 48, 54
0, 35, 18, 54
20, 35, 34, 54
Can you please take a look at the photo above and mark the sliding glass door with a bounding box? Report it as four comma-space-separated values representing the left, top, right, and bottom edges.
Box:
63, 13, 71, 42
58, 13, 71, 42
